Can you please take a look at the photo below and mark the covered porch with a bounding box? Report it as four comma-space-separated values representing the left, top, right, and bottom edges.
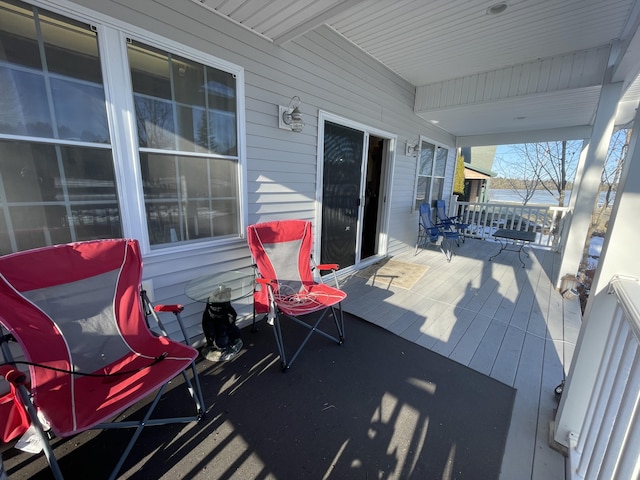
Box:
2, 1, 640, 479
3, 237, 579, 479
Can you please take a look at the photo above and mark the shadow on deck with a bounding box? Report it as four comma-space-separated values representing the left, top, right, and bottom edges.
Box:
339, 238, 582, 480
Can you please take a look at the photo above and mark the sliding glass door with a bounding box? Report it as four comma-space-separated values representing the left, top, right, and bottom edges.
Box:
319, 116, 392, 270
321, 121, 364, 269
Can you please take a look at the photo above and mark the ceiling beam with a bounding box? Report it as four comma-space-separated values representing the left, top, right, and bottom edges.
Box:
456, 125, 594, 148
272, 0, 364, 45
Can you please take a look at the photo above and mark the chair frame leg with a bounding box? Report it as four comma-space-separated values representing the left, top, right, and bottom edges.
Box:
0, 329, 64, 479
271, 303, 345, 372
15, 383, 65, 480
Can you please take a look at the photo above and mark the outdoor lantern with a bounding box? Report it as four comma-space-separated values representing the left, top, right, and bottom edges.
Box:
278, 96, 305, 132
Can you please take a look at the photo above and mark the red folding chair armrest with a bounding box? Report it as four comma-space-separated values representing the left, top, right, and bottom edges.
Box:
153, 304, 184, 314
316, 263, 339, 271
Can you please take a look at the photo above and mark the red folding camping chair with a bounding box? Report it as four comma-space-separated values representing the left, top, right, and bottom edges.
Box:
0, 239, 204, 480
247, 220, 347, 371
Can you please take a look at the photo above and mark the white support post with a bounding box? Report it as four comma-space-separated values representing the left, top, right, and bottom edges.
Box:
554, 82, 623, 288
554, 99, 640, 449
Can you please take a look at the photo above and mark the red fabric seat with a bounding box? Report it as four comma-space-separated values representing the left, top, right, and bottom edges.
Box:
247, 220, 346, 370
0, 239, 203, 479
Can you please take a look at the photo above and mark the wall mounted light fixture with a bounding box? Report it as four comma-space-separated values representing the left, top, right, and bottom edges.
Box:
405, 141, 419, 157
278, 96, 305, 132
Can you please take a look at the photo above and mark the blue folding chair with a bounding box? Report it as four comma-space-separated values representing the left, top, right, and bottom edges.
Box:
415, 203, 460, 261
436, 199, 469, 244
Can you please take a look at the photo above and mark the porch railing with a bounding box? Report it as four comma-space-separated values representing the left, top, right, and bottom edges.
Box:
452, 200, 569, 249
567, 276, 640, 480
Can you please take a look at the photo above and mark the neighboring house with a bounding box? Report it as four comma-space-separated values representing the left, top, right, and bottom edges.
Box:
459, 146, 497, 202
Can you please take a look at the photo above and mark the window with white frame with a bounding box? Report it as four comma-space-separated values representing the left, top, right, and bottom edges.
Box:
0, 0, 243, 254
414, 139, 448, 210
127, 41, 240, 247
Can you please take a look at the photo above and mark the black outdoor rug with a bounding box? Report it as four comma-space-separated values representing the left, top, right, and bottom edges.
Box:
4, 313, 516, 480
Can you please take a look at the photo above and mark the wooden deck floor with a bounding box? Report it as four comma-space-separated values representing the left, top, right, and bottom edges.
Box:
338, 237, 582, 480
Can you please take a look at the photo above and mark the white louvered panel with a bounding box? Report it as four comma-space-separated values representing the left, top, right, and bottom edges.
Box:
439, 80, 450, 109
599, 351, 640, 479
571, 50, 588, 87
496, 69, 512, 100
612, 397, 640, 480
508, 65, 523, 98
558, 54, 577, 91
416, 86, 601, 136
537, 58, 553, 92
475, 72, 487, 102
460, 76, 472, 105
516, 63, 530, 97
483, 70, 495, 102
569, 278, 640, 480
527, 62, 541, 96
415, 47, 609, 112
577, 320, 631, 478
583, 46, 612, 83
548, 56, 565, 92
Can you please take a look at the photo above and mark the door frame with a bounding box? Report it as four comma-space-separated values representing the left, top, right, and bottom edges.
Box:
315, 111, 396, 272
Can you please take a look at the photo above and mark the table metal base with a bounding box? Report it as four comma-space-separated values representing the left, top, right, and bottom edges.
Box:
489, 229, 537, 268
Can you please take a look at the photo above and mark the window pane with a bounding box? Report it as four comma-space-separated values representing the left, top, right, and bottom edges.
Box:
129, 42, 172, 100
51, 78, 109, 142
0, 210, 10, 254
208, 109, 237, 155
0, 1, 108, 144
9, 205, 71, 251
2, 141, 60, 202
128, 40, 238, 155
61, 146, 119, 202
211, 199, 238, 236
69, 204, 122, 240
134, 96, 176, 149
40, 9, 102, 84
206, 67, 236, 112
206, 68, 236, 155
0, 140, 121, 253
419, 141, 435, 175
0, 68, 53, 136
0, 0, 41, 69
434, 147, 447, 177
172, 57, 205, 106
140, 152, 239, 247
177, 105, 207, 152
415, 176, 431, 210
431, 177, 444, 205
211, 158, 238, 198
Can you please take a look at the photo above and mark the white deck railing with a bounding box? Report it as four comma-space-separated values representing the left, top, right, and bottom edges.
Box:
452, 201, 569, 249
568, 276, 640, 480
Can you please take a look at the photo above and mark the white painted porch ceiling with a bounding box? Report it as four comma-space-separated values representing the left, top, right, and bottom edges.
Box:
193, 0, 640, 140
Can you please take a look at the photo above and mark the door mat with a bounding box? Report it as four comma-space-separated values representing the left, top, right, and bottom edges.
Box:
357, 259, 429, 289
